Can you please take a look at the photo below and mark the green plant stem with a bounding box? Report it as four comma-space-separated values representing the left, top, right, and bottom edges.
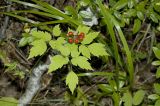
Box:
96, 0, 120, 90
96, 0, 134, 88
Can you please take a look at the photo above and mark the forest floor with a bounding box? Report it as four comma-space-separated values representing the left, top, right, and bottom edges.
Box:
0, 0, 159, 106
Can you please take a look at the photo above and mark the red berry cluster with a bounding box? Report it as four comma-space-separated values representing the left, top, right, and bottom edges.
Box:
67, 31, 85, 44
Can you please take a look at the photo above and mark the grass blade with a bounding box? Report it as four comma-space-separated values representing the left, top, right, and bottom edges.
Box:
9, 10, 62, 19
96, 0, 134, 87
0, 12, 36, 23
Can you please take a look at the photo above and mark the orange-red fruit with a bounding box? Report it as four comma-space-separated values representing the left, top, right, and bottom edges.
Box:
78, 36, 84, 41
68, 38, 73, 43
67, 31, 73, 36
74, 39, 79, 44
78, 35, 84, 39
79, 32, 85, 37
78, 32, 85, 38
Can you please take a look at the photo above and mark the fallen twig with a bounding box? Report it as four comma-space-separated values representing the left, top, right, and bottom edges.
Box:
19, 64, 48, 106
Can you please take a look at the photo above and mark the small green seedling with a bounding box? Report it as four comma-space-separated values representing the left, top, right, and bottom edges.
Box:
19, 25, 109, 94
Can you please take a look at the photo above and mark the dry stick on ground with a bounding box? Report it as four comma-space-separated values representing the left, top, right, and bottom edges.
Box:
19, 64, 49, 106
19, 56, 50, 106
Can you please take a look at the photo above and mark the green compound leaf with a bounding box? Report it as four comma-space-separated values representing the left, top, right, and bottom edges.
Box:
31, 30, 51, 41
79, 45, 90, 59
133, 90, 145, 105
0, 97, 18, 106
153, 47, 160, 60
49, 37, 66, 50
49, 37, 70, 56
137, 11, 144, 20
66, 71, 78, 94
122, 91, 132, 106
71, 56, 92, 70
66, 44, 79, 57
88, 43, 109, 57
28, 39, 47, 59
19, 33, 34, 47
49, 40, 57, 49
59, 45, 70, 56
81, 32, 99, 44
77, 25, 90, 34
48, 55, 69, 73
56, 37, 66, 44
52, 24, 61, 37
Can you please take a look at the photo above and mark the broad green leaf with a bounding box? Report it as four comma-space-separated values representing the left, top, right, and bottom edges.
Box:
135, 0, 147, 12
81, 32, 99, 44
28, 39, 47, 58
52, 24, 61, 36
133, 19, 141, 34
128, 0, 135, 8
66, 44, 79, 57
148, 94, 159, 100
122, 91, 132, 106
152, 61, 160, 66
112, 0, 128, 10
154, 83, 160, 95
31, 30, 51, 41
66, 71, 78, 94
98, 84, 113, 94
156, 2, 160, 6
133, 90, 145, 105
71, 56, 92, 70
19, 33, 34, 47
150, 13, 158, 23
88, 43, 109, 57
79, 45, 90, 59
19, 37, 29, 47
49, 37, 66, 50
59, 45, 70, 56
56, 37, 66, 44
49, 40, 57, 49
156, 67, 160, 78
77, 25, 90, 34
48, 55, 69, 72
0, 97, 18, 106
137, 11, 144, 20
153, 47, 160, 59
155, 99, 160, 106
154, 3, 160, 13
79, 10, 93, 19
